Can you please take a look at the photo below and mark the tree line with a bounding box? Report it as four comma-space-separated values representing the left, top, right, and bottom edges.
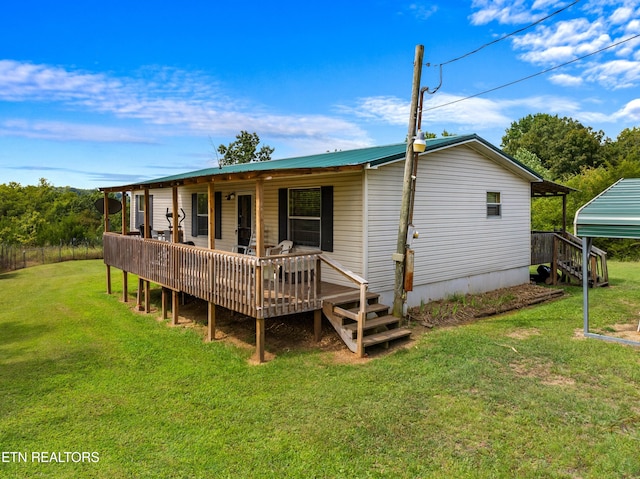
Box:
500, 114, 640, 259
0, 179, 120, 246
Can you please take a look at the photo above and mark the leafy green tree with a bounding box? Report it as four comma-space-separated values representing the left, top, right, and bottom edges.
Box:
216, 131, 274, 167
513, 148, 552, 180
501, 114, 605, 179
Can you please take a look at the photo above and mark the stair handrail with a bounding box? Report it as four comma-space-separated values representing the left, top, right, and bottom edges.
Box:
552, 233, 608, 286
318, 253, 368, 357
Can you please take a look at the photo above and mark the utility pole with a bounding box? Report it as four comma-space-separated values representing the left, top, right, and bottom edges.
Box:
392, 44, 424, 318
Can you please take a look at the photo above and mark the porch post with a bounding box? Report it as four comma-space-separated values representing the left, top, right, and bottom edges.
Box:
122, 190, 128, 302
144, 280, 150, 313
256, 318, 265, 363
208, 181, 215, 250
104, 191, 112, 294
172, 290, 179, 326
137, 277, 144, 311
255, 179, 265, 256
207, 302, 216, 342
162, 287, 168, 320
172, 186, 179, 243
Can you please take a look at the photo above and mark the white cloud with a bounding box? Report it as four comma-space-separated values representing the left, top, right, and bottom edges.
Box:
549, 73, 584, 86
0, 60, 369, 145
583, 59, 640, 88
0, 119, 154, 143
470, 0, 539, 25
513, 19, 612, 65
612, 97, 640, 120
405, 3, 438, 20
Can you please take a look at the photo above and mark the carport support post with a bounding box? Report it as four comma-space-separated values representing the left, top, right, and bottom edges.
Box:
393, 44, 423, 318
582, 236, 593, 335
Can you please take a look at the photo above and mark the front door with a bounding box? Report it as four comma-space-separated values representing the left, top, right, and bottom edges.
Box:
237, 194, 252, 248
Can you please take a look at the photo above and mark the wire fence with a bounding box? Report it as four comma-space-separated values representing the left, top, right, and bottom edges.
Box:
0, 242, 104, 272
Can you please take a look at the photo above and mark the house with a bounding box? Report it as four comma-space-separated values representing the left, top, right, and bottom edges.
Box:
99, 134, 543, 361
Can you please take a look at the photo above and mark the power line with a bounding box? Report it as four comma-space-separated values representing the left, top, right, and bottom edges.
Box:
424, 33, 640, 112
436, 0, 582, 67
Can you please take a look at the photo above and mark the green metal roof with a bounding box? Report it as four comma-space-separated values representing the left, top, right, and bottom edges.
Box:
100, 134, 540, 191
574, 178, 640, 239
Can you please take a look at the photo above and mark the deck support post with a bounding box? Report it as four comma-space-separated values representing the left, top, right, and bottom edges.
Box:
144, 280, 150, 313
207, 302, 216, 341
122, 271, 128, 302
172, 290, 179, 325
162, 287, 168, 320
105, 264, 111, 295
256, 317, 265, 363
314, 309, 322, 342
136, 277, 144, 311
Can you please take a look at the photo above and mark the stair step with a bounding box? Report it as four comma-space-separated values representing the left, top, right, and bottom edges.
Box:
333, 302, 390, 322
347, 303, 389, 316
343, 314, 402, 339
323, 291, 380, 308
362, 328, 412, 348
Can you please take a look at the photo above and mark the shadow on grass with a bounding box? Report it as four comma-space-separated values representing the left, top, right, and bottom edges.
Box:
0, 320, 54, 348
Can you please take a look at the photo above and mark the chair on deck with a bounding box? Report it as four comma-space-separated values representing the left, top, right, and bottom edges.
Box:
263, 240, 294, 280
234, 231, 256, 255
266, 240, 294, 256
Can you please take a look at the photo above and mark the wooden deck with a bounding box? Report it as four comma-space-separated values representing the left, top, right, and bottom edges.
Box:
103, 233, 371, 361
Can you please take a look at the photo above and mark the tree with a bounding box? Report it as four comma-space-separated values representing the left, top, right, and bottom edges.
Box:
216, 131, 274, 167
513, 148, 552, 180
501, 114, 605, 180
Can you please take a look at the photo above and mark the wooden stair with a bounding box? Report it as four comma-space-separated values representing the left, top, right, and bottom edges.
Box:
322, 291, 411, 354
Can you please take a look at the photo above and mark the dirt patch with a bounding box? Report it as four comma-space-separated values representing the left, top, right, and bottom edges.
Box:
510, 359, 576, 386
133, 282, 564, 364
407, 283, 564, 329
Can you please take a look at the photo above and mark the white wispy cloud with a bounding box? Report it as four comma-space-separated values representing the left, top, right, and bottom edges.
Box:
470, 0, 640, 90
0, 119, 154, 143
549, 72, 584, 86
0, 60, 368, 146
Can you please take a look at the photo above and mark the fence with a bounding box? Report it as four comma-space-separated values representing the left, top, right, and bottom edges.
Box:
0, 242, 104, 272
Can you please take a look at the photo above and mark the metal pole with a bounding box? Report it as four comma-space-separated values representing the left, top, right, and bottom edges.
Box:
582, 236, 592, 335
392, 45, 424, 318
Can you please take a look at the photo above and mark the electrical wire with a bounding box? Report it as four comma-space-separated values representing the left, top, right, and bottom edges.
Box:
423, 32, 640, 112
435, 0, 582, 67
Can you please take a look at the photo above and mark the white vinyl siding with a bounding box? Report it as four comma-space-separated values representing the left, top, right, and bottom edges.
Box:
366, 145, 531, 298
264, 172, 364, 287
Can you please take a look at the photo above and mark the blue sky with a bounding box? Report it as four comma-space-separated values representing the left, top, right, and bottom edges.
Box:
0, 0, 638, 189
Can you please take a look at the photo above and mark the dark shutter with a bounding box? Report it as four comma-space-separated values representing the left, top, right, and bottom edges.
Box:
191, 193, 198, 237
278, 188, 288, 243
321, 186, 333, 252
215, 191, 222, 239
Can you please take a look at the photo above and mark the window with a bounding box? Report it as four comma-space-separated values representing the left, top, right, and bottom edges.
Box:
135, 194, 153, 228
278, 187, 333, 251
195, 193, 208, 235
487, 192, 501, 217
289, 188, 321, 247
191, 192, 222, 238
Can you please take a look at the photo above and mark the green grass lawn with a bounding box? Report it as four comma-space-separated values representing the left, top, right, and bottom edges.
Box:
1, 260, 640, 478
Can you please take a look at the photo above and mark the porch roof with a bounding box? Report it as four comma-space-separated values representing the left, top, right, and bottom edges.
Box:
100, 134, 541, 192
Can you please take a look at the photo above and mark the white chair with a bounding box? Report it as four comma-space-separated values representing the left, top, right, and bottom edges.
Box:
234, 231, 256, 255
266, 240, 294, 256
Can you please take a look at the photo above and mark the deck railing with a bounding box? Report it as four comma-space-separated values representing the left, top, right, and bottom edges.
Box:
531, 231, 608, 286
103, 233, 323, 318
